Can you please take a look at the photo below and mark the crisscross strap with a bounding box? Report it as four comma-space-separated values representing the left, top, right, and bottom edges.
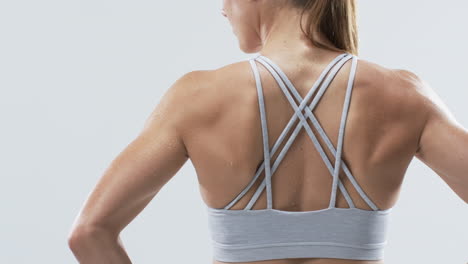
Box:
249, 58, 273, 209
223, 53, 349, 210
329, 55, 359, 208
257, 55, 378, 211
247, 56, 354, 209
245, 54, 355, 210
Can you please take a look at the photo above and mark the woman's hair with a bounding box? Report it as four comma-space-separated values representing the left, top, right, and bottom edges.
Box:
290, 0, 358, 55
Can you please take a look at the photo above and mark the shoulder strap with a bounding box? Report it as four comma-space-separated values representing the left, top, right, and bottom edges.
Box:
252, 54, 356, 209
249, 59, 273, 209
223, 54, 348, 210
245, 54, 351, 210
259, 54, 378, 211
329, 55, 359, 208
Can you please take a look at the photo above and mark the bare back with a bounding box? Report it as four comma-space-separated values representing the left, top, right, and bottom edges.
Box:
181, 50, 426, 264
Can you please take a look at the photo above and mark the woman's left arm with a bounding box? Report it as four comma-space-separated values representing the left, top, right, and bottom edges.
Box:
67, 71, 199, 263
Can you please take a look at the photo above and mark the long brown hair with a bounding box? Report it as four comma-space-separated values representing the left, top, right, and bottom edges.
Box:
290, 0, 359, 55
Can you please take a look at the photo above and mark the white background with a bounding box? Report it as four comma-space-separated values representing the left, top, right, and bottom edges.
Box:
0, 1, 467, 263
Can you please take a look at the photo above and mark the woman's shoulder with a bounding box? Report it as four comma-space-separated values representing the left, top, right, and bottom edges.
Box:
173, 55, 431, 130
163, 59, 256, 132
354, 56, 428, 109
354, 56, 433, 141
355, 56, 425, 91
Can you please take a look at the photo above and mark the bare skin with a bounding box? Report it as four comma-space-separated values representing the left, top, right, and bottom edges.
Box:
68, 48, 468, 264
192, 51, 425, 264
68, 1, 468, 264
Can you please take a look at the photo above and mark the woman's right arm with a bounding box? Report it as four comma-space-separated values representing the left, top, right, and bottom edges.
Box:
404, 70, 468, 203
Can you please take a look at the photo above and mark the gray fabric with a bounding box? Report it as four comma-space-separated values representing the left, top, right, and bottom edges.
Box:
207, 206, 392, 262
246, 55, 354, 210
256, 54, 378, 210
224, 53, 351, 210
206, 53, 393, 262
249, 58, 273, 209
329, 54, 358, 208
251, 54, 356, 210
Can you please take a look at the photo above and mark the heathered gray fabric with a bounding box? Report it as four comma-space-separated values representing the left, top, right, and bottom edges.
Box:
207, 206, 392, 262
206, 53, 393, 262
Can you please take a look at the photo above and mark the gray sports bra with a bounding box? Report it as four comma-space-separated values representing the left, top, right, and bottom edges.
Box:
205, 52, 393, 262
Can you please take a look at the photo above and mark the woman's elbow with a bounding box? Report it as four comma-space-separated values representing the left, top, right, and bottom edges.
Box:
67, 224, 115, 252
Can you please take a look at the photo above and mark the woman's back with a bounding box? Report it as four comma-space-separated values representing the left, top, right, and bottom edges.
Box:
181, 49, 427, 264
66, 2, 468, 263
